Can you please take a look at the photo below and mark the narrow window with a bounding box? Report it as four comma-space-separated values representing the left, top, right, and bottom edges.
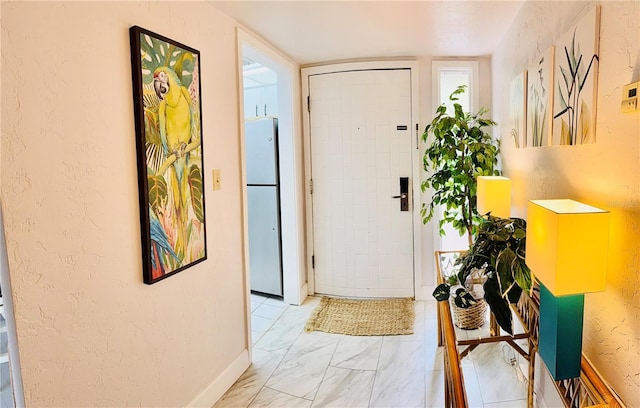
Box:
432, 60, 479, 113
430, 60, 480, 251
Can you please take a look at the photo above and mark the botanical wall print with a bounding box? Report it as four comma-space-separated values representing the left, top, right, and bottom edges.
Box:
509, 71, 527, 148
527, 47, 554, 147
130, 26, 207, 284
553, 6, 600, 145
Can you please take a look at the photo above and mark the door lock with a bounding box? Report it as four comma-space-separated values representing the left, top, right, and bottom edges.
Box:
392, 177, 409, 211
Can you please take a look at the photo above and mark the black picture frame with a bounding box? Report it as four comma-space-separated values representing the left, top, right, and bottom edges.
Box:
129, 26, 207, 284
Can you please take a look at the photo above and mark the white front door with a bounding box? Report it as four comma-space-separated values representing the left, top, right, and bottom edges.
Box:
308, 69, 414, 298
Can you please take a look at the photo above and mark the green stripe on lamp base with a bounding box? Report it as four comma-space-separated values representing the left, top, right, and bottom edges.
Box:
539, 283, 584, 381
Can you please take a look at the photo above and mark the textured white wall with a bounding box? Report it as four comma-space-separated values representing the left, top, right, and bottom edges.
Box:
492, 1, 640, 405
1, 2, 249, 406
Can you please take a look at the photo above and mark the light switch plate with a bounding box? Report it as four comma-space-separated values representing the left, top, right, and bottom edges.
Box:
621, 80, 639, 113
212, 169, 221, 190
621, 98, 638, 113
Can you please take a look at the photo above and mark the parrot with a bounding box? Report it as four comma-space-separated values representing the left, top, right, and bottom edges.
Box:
149, 207, 180, 279
153, 66, 194, 259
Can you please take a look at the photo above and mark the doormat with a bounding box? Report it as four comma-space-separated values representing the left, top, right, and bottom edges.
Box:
304, 296, 415, 336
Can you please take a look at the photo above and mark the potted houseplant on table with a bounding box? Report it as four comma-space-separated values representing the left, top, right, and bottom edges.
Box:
433, 215, 533, 334
422, 86, 532, 333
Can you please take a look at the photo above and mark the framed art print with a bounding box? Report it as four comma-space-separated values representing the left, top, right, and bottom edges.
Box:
553, 7, 600, 145
129, 26, 207, 284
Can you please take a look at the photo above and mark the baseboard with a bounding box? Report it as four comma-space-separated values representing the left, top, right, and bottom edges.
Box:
187, 349, 250, 408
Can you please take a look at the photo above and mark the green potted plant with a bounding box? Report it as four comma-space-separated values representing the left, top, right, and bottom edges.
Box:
433, 215, 533, 334
440, 261, 489, 330
421, 85, 500, 246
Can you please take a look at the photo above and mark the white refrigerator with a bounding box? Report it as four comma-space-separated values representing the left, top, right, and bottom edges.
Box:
246, 118, 283, 297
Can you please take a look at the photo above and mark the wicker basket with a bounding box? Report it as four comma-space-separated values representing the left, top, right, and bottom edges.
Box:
452, 298, 487, 329
450, 267, 487, 330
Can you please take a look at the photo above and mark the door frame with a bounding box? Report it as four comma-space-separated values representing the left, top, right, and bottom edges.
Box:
301, 60, 425, 299
237, 28, 306, 307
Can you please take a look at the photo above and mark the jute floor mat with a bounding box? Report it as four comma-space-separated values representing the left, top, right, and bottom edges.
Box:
304, 296, 415, 336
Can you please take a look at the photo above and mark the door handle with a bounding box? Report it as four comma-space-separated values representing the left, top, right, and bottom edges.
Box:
394, 177, 409, 211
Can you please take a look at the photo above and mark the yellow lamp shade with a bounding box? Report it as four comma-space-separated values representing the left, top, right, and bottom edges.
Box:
525, 199, 610, 296
477, 176, 512, 218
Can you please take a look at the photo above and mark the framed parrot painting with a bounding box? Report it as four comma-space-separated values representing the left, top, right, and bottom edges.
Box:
129, 26, 207, 284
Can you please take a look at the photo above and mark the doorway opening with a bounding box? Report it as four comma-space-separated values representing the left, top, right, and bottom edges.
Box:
238, 30, 305, 313
243, 58, 283, 299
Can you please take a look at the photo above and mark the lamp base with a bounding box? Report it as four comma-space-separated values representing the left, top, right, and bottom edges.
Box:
539, 283, 584, 381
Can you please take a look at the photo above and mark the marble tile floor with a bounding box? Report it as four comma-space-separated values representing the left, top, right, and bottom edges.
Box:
217, 295, 529, 408
250, 293, 289, 345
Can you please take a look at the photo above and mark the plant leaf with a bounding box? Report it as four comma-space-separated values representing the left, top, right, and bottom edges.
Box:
513, 228, 526, 239
188, 164, 205, 223
512, 259, 532, 293
148, 174, 168, 213
561, 120, 571, 145
579, 54, 599, 93
484, 275, 513, 334
454, 289, 477, 308
495, 248, 516, 296
138, 31, 195, 86
432, 283, 451, 302
507, 284, 523, 304
173, 53, 195, 87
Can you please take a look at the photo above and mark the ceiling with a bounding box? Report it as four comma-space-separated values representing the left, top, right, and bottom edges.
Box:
242, 57, 278, 87
209, 0, 525, 66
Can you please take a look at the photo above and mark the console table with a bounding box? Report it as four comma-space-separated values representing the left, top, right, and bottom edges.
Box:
434, 250, 623, 408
